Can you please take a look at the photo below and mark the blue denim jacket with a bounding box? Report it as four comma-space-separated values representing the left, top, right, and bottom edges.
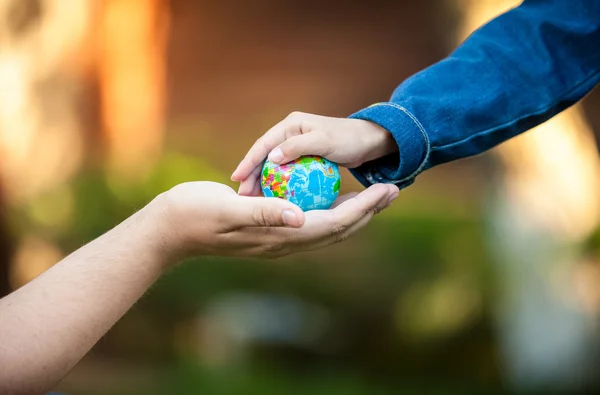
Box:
349, 0, 600, 189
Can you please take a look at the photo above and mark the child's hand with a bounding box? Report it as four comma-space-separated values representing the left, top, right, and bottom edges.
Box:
156, 181, 398, 260
231, 112, 398, 197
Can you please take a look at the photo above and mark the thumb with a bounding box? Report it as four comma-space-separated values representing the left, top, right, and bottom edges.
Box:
268, 132, 331, 164
232, 196, 306, 228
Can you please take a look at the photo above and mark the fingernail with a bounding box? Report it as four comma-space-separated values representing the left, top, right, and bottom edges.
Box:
387, 192, 399, 206
269, 148, 284, 164
282, 209, 298, 226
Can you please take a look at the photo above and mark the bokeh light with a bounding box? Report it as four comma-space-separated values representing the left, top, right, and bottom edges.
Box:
1, 1, 600, 394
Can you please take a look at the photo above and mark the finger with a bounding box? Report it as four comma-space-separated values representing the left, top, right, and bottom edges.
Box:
330, 192, 359, 209
268, 132, 331, 165
228, 196, 306, 229
293, 185, 396, 251
385, 184, 400, 207
231, 184, 398, 257
268, 184, 392, 246
302, 210, 374, 253
238, 179, 263, 197
325, 194, 389, 244
231, 118, 300, 182
235, 207, 374, 259
231, 130, 281, 182
328, 183, 393, 228
237, 165, 264, 196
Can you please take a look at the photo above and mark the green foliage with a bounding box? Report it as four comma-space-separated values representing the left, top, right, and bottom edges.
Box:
21, 151, 232, 251
19, 149, 502, 394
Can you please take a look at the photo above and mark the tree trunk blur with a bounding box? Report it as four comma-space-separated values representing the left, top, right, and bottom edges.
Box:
0, 0, 94, 287
98, 0, 170, 182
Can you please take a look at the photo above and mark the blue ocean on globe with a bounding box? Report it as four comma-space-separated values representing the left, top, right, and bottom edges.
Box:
261, 155, 341, 211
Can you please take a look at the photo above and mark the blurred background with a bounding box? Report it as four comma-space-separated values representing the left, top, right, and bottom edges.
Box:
2, 0, 600, 394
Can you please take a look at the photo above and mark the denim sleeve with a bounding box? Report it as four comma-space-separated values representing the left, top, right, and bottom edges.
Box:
349, 0, 600, 189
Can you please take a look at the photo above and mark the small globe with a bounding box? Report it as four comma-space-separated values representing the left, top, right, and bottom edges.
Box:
261, 155, 341, 211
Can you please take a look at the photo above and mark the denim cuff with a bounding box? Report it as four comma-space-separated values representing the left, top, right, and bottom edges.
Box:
348, 102, 429, 189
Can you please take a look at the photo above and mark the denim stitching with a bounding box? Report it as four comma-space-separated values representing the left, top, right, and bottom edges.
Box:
371, 102, 431, 182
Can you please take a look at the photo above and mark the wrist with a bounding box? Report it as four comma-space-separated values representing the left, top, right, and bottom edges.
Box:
357, 120, 398, 163
143, 193, 191, 268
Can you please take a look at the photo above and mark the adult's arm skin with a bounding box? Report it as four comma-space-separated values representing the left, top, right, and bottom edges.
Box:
0, 181, 398, 395
0, 198, 170, 395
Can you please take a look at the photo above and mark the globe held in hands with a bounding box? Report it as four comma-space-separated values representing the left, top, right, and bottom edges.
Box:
261, 155, 341, 211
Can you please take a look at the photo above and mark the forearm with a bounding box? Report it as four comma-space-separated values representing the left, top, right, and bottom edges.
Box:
350, 0, 600, 188
0, 176, 390, 393
0, 195, 175, 395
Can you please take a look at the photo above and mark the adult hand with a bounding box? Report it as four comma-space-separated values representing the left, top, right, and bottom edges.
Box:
159, 181, 398, 260
0, 180, 396, 395
230, 112, 398, 196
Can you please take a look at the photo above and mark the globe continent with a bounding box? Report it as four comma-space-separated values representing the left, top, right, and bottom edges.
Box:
261, 155, 341, 211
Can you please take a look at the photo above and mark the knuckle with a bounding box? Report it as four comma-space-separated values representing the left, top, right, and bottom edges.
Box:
298, 119, 315, 136
287, 111, 305, 120
373, 205, 385, 215
252, 207, 271, 226
252, 205, 286, 227
282, 126, 298, 141
261, 241, 286, 257
335, 231, 350, 244
332, 223, 350, 243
